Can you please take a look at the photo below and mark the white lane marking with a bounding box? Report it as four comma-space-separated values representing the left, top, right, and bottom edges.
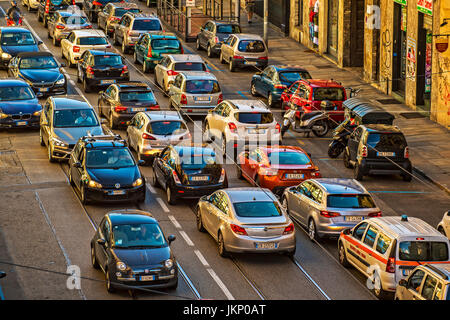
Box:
207, 268, 235, 300
179, 231, 194, 247
168, 215, 181, 229
147, 184, 156, 194
194, 250, 209, 267
156, 197, 170, 213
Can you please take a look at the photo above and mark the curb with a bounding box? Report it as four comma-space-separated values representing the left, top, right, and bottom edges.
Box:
413, 167, 450, 196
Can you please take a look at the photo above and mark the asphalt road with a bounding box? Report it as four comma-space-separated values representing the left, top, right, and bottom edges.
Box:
0, 0, 448, 301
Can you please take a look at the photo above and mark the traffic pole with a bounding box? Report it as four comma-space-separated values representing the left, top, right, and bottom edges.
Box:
263, 0, 268, 48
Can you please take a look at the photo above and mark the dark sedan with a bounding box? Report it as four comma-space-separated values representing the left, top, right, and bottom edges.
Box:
151, 145, 228, 205
0, 27, 42, 68
8, 52, 67, 96
91, 210, 178, 293
0, 79, 42, 129
196, 20, 241, 57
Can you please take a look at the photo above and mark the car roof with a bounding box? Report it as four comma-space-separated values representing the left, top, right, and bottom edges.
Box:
0, 27, 31, 33
299, 79, 344, 88
310, 178, 367, 194
272, 65, 309, 72
81, 135, 127, 148
72, 29, 106, 37
210, 20, 240, 26
173, 145, 215, 156
58, 11, 86, 17
148, 32, 177, 39
362, 124, 403, 133
51, 96, 92, 109
127, 12, 159, 19
15, 52, 54, 59
370, 216, 445, 238
143, 111, 183, 121
168, 54, 204, 62
107, 210, 158, 225
226, 99, 269, 111
88, 49, 120, 56
0, 79, 29, 87
115, 81, 151, 91
232, 33, 264, 41
108, 2, 139, 8
259, 145, 308, 154
180, 71, 217, 80
223, 188, 277, 203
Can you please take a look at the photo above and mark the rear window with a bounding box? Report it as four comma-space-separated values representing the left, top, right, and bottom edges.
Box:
114, 8, 140, 17
94, 55, 123, 66
238, 40, 265, 53
367, 133, 407, 149
180, 152, 217, 170
77, 37, 108, 45
174, 62, 206, 71
399, 241, 449, 261
327, 194, 376, 208
133, 19, 162, 31
119, 90, 155, 102
279, 71, 312, 83
185, 80, 220, 94
151, 39, 180, 50
233, 201, 282, 218
62, 16, 88, 25
216, 24, 241, 34
313, 87, 345, 101
267, 152, 311, 165
148, 121, 187, 136
234, 112, 273, 124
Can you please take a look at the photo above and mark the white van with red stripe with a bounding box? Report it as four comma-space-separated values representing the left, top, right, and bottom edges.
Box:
338, 215, 450, 299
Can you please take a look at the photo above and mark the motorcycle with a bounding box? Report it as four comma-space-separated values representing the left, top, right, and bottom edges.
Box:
6, 17, 23, 26
327, 121, 357, 158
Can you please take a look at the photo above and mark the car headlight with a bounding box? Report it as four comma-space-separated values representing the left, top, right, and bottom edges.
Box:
51, 137, 67, 147
33, 110, 42, 117
88, 180, 102, 189
1, 53, 11, 60
164, 259, 173, 269
0, 112, 8, 119
55, 77, 65, 85
116, 262, 127, 271
132, 178, 143, 187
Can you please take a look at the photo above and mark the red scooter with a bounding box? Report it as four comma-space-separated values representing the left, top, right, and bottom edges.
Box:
6, 17, 23, 26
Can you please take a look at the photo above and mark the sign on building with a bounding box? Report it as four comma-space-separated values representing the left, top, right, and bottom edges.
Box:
417, 0, 432, 16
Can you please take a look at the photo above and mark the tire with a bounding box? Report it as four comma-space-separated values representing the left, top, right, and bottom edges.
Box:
53, 36, 60, 47
121, 40, 128, 54
207, 44, 214, 57
343, 149, 352, 168
113, 32, 119, 45
196, 207, 206, 232
221, 135, 227, 157
105, 269, 116, 293
83, 77, 91, 93
229, 59, 235, 72
311, 119, 329, 137
402, 166, 412, 182
142, 60, 149, 73
77, 69, 82, 83
48, 144, 55, 163
38, 12, 43, 22
80, 185, 89, 205
372, 272, 389, 300
219, 52, 226, 64
308, 218, 320, 242
167, 279, 178, 290
236, 165, 243, 180
91, 246, 100, 269
217, 232, 228, 257
328, 141, 344, 158
166, 185, 177, 205
196, 37, 202, 50
39, 129, 45, 146
109, 112, 116, 130
267, 92, 274, 107
250, 82, 258, 96
151, 172, 160, 188
47, 30, 51, 39
338, 242, 350, 267
133, 51, 138, 64
354, 164, 364, 181
68, 169, 74, 186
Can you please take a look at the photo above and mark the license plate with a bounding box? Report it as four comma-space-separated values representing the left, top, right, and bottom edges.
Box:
16, 121, 27, 126
101, 80, 115, 84
194, 96, 210, 102
344, 216, 364, 222
140, 275, 155, 281
110, 190, 125, 195
245, 61, 257, 65
190, 176, 209, 181
285, 173, 304, 179
132, 108, 146, 112
39, 87, 49, 92
255, 242, 278, 249
248, 129, 266, 134
377, 152, 395, 157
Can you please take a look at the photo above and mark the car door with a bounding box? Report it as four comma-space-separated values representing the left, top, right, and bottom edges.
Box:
132, 114, 145, 151
98, 5, 109, 30
155, 56, 168, 86
117, 16, 128, 42
126, 114, 139, 150
291, 181, 313, 224
357, 224, 379, 275
62, 32, 75, 58
259, 67, 275, 97
348, 127, 363, 161
41, 100, 52, 146
207, 103, 225, 132
106, 86, 118, 118
303, 182, 323, 224
243, 149, 261, 182
135, 34, 147, 63
203, 22, 214, 48
344, 221, 369, 266
169, 74, 183, 108
47, 12, 57, 37
73, 147, 86, 190
401, 269, 426, 300
222, 35, 234, 61
96, 217, 112, 270
212, 191, 230, 237
201, 191, 218, 234
420, 274, 439, 300
8, 56, 18, 77
154, 147, 171, 189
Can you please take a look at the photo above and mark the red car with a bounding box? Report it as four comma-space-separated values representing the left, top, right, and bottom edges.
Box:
281, 79, 347, 123
237, 145, 321, 195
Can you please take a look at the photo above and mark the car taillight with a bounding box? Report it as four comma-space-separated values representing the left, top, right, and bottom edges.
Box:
214, 36, 219, 43
228, 122, 237, 133
84, 25, 93, 29
283, 223, 294, 235
150, 104, 160, 110
230, 224, 247, 236
86, 66, 94, 75
386, 257, 396, 273
180, 94, 187, 105
147, 50, 152, 58
361, 145, 368, 157
219, 168, 226, 183
274, 84, 287, 89
311, 170, 321, 178
233, 55, 244, 59
167, 70, 178, 76
218, 93, 223, 103
368, 211, 382, 217
320, 210, 341, 218
172, 170, 182, 185
56, 24, 65, 29
142, 133, 155, 140
180, 46, 184, 54
114, 105, 127, 112
109, 17, 120, 21
258, 56, 268, 60
73, 46, 80, 52
92, 1, 102, 5
121, 65, 128, 74
275, 123, 281, 133
404, 146, 409, 159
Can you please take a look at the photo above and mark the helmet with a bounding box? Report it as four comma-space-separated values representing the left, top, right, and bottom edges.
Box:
11, 1, 17, 6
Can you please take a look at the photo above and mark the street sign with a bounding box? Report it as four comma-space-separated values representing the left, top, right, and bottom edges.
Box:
436, 37, 448, 53
186, 0, 195, 6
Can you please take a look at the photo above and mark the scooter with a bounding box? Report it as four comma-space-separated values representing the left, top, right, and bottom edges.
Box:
327, 121, 357, 158
6, 17, 23, 26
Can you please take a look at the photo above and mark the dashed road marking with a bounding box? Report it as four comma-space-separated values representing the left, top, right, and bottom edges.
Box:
147, 184, 156, 194
179, 231, 194, 247
168, 215, 182, 229
156, 197, 170, 213
194, 250, 210, 267
207, 268, 235, 300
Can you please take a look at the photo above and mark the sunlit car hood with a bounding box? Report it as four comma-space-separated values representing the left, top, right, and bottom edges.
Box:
87, 166, 140, 186
112, 247, 171, 268
0, 99, 41, 114
53, 126, 103, 145
1, 45, 39, 56
20, 68, 63, 83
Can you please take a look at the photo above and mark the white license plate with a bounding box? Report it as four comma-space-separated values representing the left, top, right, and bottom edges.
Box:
132, 108, 146, 112
190, 176, 209, 181
345, 216, 364, 222
255, 242, 278, 249
195, 96, 210, 101
101, 80, 115, 84
39, 87, 49, 92
16, 121, 27, 126
285, 173, 304, 179
377, 152, 395, 157
110, 190, 125, 195
248, 129, 266, 134
140, 275, 155, 281
245, 61, 257, 65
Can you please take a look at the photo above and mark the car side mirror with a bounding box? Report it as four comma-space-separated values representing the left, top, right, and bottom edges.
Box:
138, 160, 145, 166
97, 238, 106, 246
100, 118, 108, 125
0, 271, 6, 279
342, 228, 352, 236
398, 279, 407, 287
167, 234, 176, 245
74, 162, 82, 168
37, 40, 43, 45
60, 62, 66, 68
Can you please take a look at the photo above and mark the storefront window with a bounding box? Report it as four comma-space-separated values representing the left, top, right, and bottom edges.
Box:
327, 0, 339, 57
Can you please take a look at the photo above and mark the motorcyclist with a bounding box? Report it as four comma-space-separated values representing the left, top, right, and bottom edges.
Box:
6, 1, 22, 26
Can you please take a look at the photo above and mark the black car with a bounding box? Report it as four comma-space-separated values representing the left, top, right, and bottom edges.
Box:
68, 134, 146, 204
343, 124, 412, 181
152, 145, 228, 205
98, 81, 159, 129
8, 52, 67, 96
37, 0, 71, 28
77, 50, 129, 93
83, 0, 123, 22
91, 210, 178, 293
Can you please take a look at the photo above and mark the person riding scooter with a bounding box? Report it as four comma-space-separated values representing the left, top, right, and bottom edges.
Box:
6, 1, 22, 26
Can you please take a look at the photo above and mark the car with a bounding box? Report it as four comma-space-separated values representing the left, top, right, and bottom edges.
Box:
76, 50, 129, 93
133, 32, 183, 73
90, 210, 178, 293
338, 215, 450, 299
97, 2, 140, 37
8, 52, 67, 96
196, 187, 296, 257
168, 71, 223, 116
127, 111, 191, 164
237, 145, 321, 195
250, 65, 312, 108
0, 79, 42, 129
47, 11, 92, 47
37, 0, 71, 28
151, 144, 228, 205
204, 100, 280, 158
98, 82, 160, 129
61, 29, 111, 68
39, 96, 103, 162
282, 178, 381, 241
343, 124, 412, 181
113, 12, 163, 54
68, 134, 146, 204
0, 27, 42, 68
438, 211, 450, 239
395, 263, 450, 300
22, 0, 40, 11
196, 20, 241, 57
83, 0, 123, 22
154, 54, 208, 94
219, 33, 268, 72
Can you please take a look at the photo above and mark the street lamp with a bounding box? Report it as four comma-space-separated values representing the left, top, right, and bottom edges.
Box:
441, 18, 450, 27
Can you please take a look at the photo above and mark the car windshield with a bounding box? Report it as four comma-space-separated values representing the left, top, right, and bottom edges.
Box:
313, 87, 345, 101
119, 90, 155, 102
238, 40, 265, 53
179, 149, 217, 170
327, 194, 376, 208
174, 62, 206, 71
53, 109, 99, 128
216, 24, 241, 34
86, 148, 135, 168
399, 241, 449, 261
233, 201, 282, 217
94, 55, 123, 66
148, 121, 187, 136
267, 152, 311, 165
279, 71, 312, 83
114, 8, 140, 17
1, 32, 36, 46
185, 80, 220, 94
151, 39, 180, 50
62, 16, 88, 25
77, 37, 108, 45
0, 86, 35, 101
133, 19, 162, 31
235, 112, 273, 124
367, 133, 407, 149
19, 56, 58, 69
112, 223, 167, 248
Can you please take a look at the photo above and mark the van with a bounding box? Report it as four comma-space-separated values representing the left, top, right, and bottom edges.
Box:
338, 215, 450, 299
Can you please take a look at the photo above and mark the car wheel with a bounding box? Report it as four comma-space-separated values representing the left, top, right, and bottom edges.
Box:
53, 36, 59, 47
167, 186, 177, 205
308, 218, 320, 242
236, 165, 243, 180
221, 135, 227, 157
438, 226, 446, 236
109, 112, 116, 130
151, 171, 160, 188
83, 77, 91, 93
196, 37, 201, 50
121, 40, 128, 54
338, 242, 350, 267
133, 51, 138, 64
142, 60, 149, 73
48, 144, 55, 163
38, 12, 43, 22
219, 52, 226, 64
343, 149, 352, 168
229, 59, 235, 72
250, 82, 258, 96
68, 169, 74, 186
91, 246, 100, 269
196, 207, 206, 232
354, 164, 364, 181
207, 44, 214, 57
267, 92, 274, 107
39, 129, 45, 146
77, 69, 81, 83
281, 196, 288, 212
47, 30, 51, 39
218, 232, 228, 257
113, 33, 119, 45
372, 272, 388, 300
105, 269, 116, 293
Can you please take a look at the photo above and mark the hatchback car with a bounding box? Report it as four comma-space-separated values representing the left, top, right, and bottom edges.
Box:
77, 50, 129, 93
0, 27, 42, 68
40, 96, 103, 162
134, 32, 183, 73
196, 188, 296, 257
8, 52, 67, 96
251, 65, 312, 108
219, 33, 268, 72
237, 145, 321, 195
47, 11, 92, 47
437, 211, 450, 240
83, 0, 123, 22
282, 178, 382, 241
343, 124, 412, 181
37, 0, 71, 27
168, 71, 222, 116
154, 54, 208, 93
68, 134, 146, 204
22, 0, 40, 11
97, 2, 140, 37
98, 82, 159, 129
196, 20, 241, 57
0, 79, 41, 129
127, 111, 191, 164
151, 145, 228, 205
91, 210, 178, 293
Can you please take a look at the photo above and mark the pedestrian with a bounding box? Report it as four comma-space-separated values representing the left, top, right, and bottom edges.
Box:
245, 0, 255, 24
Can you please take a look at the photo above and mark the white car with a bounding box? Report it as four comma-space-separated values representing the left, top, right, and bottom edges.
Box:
438, 211, 450, 239
61, 29, 110, 68
22, 0, 40, 11
154, 54, 208, 93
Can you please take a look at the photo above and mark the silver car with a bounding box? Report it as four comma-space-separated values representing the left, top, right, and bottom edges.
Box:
196, 188, 296, 257
281, 178, 382, 241
168, 71, 223, 116
47, 11, 92, 47
126, 111, 191, 164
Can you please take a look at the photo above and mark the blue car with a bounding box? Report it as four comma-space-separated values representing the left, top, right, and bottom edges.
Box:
0, 27, 42, 69
0, 79, 42, 129
250, 65, 312, 108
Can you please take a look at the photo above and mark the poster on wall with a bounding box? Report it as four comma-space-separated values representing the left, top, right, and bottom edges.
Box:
417, 0, 432, 16
425, 33, 432, 93
406, 37, 416, 79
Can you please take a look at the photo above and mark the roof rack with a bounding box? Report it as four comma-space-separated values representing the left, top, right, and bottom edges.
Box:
82, 134, 125, 147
